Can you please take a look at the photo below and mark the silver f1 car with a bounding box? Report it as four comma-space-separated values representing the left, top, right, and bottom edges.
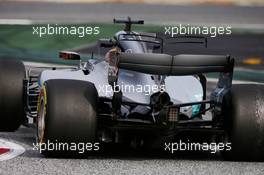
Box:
0, 18, 264, 160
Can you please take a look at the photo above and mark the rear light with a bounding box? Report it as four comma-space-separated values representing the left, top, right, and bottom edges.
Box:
168, 107, 179, 122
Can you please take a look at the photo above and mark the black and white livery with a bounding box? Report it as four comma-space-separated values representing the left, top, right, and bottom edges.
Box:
0, 18, 263, 160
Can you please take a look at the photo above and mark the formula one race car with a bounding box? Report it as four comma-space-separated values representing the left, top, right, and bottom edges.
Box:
0, 18, 263, 160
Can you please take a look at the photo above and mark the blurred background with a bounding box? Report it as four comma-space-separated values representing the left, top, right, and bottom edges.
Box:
0, 0, 263, 82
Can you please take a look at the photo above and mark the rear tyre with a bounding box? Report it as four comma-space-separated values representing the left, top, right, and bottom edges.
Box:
0, 59, 25, 131
37, 79, 98, 156
222, 84, 264, 161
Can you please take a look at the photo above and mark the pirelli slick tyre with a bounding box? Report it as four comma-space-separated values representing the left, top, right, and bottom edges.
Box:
0, 59, 25, 131
37, 79, 98, 156
223, 84, 264, 161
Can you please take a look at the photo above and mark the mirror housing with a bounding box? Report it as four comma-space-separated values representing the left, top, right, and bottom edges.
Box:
99, 38, 115, 48
153, 44, 161, 50
59, 51, 80, 60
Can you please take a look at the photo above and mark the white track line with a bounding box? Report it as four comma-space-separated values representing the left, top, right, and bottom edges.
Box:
207, 78, 264, 85
0, 19, 33, 25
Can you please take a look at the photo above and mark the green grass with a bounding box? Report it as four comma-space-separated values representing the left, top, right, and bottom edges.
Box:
0, 23, 161, 63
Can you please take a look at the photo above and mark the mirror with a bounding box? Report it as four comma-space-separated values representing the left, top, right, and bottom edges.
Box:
153, 43, 161, 50
99, 38, 115, 48
59, 51, 80, 60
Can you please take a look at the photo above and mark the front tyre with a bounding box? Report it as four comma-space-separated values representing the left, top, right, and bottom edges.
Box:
37, 79, 98, 156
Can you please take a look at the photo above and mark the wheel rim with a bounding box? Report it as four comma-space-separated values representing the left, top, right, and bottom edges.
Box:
37, 88, 46, 143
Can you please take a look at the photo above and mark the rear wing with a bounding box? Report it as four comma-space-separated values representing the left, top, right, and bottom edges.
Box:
115, 52, 234, 115
117, 53, 233, 76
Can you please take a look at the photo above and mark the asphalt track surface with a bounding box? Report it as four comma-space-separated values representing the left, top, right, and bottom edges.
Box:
0, 1, 264, 28
1, 125, 264, 175
0, 2, 264, 175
